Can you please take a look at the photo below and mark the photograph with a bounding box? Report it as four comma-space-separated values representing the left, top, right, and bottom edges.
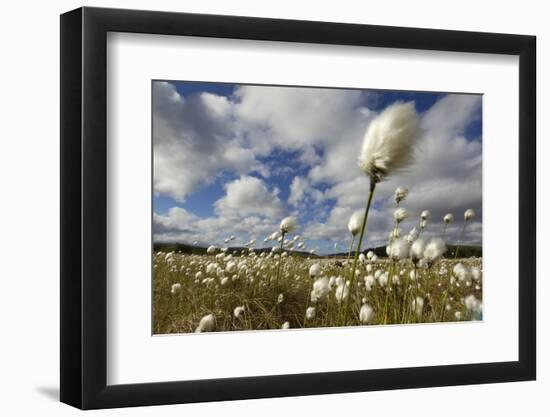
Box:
152, 81, 483, 334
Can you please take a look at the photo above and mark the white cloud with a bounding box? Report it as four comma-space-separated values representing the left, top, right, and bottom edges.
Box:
154, 176, 286, 245
214, 175, 284, 219
153, 82, 260, 201
288, 176, 324, 207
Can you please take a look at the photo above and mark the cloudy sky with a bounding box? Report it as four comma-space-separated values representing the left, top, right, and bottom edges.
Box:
153, 81, 482, 254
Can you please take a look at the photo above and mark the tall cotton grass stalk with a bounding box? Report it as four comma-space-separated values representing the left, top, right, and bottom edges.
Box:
274, 216, 297, 289
454, 209, 475, 259
419, 210, 429, 236
442, 213, 453, 238
347, 210, 364, 258
342, 102, 420, 325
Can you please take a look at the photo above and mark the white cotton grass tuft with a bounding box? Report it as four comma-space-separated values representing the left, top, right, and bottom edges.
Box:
393, 207, 408, 224
281, 321, 290, 330
310, 277, 330, 303
464, 294, 483, 318
364, 275, 375, 291
335, 281, 350, 303
225, 261, 237, 274
423, 238, 446, 267
170, 283, 181, 294
195, 314, 215, 333
394, 186, 408, 204
409, 238, 426, 265
471, 267, 482, 281
347, 210, 364, 237
233, 305, 245, 319
306, 306, 316, 320
309, 263, 322, 278
412, 297, 424, 318
464, 209, 476, 221
359, 304, 375, 324
277, 293, 284, 304
389, 237, 410, 261
280, 216, 297, 234
443, 213, 454, 224
453, 263, 471, 282
357, 101, 421, 183
378, 272, 389, 287
206, 245, 217, 255
420, 210, 430, 221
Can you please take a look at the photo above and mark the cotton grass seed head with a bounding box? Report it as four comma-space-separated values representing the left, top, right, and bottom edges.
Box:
309, 263, 321, 278
420, 210, 430, 221
453, 263, 471, 282
412, 297, 424, 317
423, 238, 446, 267
170, 283, 181, 294
311, 277, 330, 302
206, 245, 217, 255
364, 275, 375, 291
233, 305, 245, 319
393, 207, 408, 224
348, 210, 364, 237
443, 213, 454, 224
225, 261, 237, 274
464, 209, 475, 221
281, 321, 290, 330
410, 238, 426, 265
389, 237, 410, 261
471, 267, 482, 281
280, 216, 297, 234
195, 314, 215, 333
394, 186, 408, 204
357, 101, 421, 183
360, 304, 375, 324
306, 306, 316, 320
335, 282, 350, 303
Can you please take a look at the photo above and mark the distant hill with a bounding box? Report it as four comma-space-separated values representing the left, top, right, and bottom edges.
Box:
152, 242, 319, 258
153, 242, 482, 258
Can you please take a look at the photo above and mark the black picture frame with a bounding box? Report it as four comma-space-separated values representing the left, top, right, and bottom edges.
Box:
60, 6, 536, 410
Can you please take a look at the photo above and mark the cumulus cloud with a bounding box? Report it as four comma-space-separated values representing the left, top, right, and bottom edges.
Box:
153, 82, 260, 201
288, 176, 324, 207
214, 175, 284, 218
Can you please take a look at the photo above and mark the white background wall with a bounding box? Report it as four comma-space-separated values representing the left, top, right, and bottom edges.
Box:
0, 0, 546, 415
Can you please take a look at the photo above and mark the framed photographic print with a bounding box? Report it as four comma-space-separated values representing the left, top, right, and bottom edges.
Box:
60, 6, 536, 409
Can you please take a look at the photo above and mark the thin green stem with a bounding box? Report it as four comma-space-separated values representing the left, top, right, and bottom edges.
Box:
347, 235, 356, 260
382, 260, 396, 324
275, 231, 286, 291
453, 223, 467, 259
342, 181, 376, 325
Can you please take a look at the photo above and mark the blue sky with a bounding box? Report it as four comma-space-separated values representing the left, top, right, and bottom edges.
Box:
153, 81, 482, 254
